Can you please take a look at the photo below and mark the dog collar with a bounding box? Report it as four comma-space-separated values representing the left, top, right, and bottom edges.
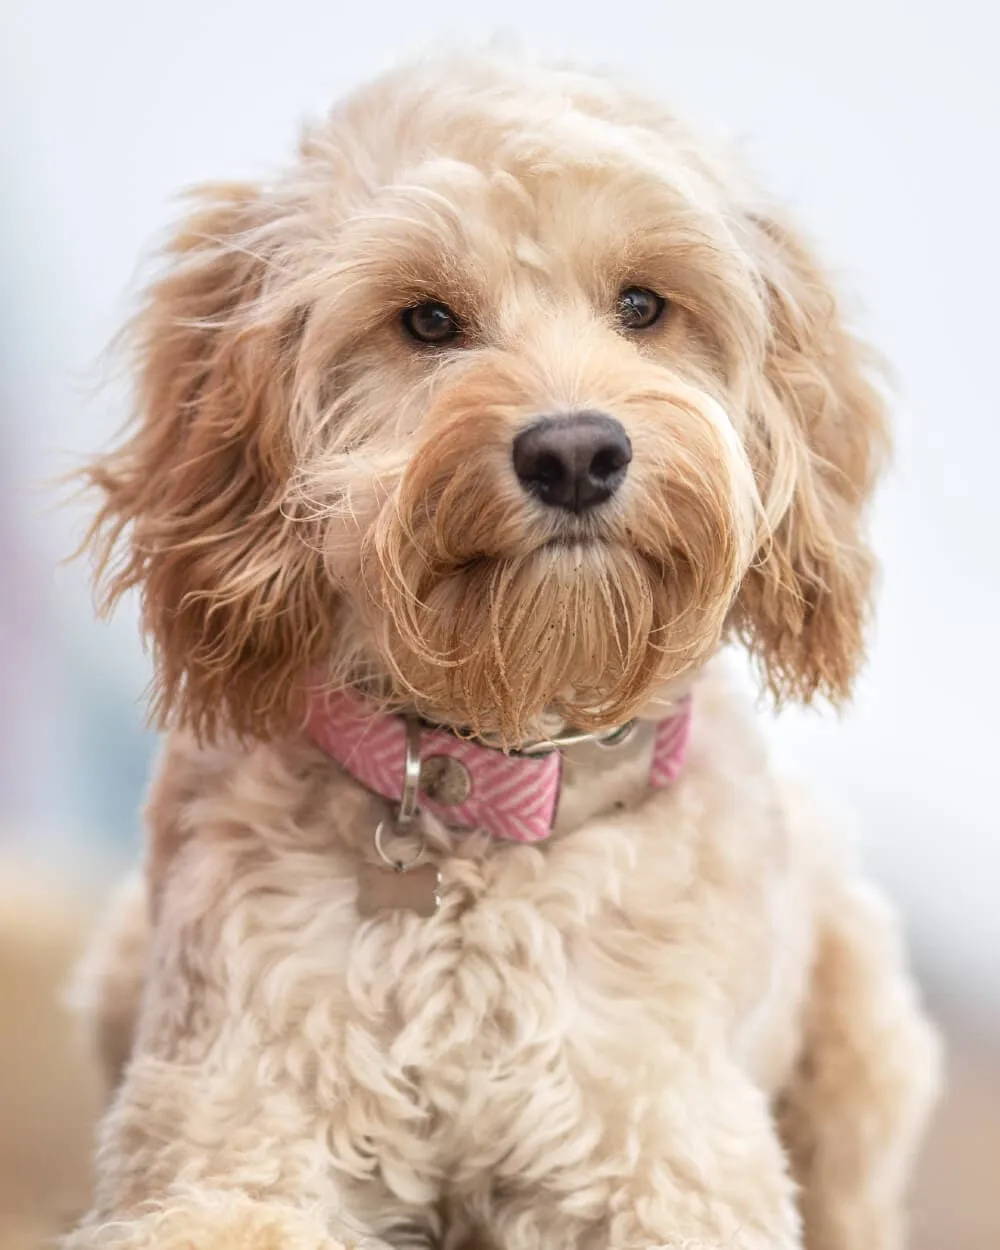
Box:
307, 690, 692, 843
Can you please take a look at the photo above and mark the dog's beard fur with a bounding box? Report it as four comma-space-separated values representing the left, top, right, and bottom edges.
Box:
318, 360, 762, 743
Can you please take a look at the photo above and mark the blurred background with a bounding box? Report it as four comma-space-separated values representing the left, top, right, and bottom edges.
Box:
0, 1, 997, 1246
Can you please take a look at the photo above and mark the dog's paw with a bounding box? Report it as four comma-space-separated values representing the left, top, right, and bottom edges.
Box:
62, 1192, 383, 1250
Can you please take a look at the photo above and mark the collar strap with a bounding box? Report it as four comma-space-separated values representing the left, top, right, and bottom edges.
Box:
307, 691, 692, 844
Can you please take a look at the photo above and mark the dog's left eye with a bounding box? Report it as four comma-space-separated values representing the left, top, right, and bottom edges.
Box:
401, 300, 463, 345
617, 286, 667, 331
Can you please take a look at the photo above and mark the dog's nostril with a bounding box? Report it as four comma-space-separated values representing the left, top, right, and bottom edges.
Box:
512, 411, 632, 514
590, 444, 629, 481
533, 451, 567, 488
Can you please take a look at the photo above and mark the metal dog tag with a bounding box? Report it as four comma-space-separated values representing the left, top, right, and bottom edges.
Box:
357, 861, 441, 917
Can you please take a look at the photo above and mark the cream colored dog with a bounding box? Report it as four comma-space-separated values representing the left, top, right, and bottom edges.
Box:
69, 49, 940, 1250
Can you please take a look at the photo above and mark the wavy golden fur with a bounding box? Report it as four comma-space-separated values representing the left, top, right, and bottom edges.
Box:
69, 49, 935, 1250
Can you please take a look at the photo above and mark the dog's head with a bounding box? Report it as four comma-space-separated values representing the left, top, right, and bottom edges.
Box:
85, 54, 888, 744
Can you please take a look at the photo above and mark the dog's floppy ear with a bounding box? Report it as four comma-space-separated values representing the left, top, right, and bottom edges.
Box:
84, 184, 336, 740
734, 212, 891, 705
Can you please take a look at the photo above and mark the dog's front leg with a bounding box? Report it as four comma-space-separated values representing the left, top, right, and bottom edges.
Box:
62, 1027, 393, 1250
776, 878, 941, 1250
482, 1056, 803, 1250
62, 844, 429, 1250
64, 1187, 386, 1250
611, 1062, 803, 1250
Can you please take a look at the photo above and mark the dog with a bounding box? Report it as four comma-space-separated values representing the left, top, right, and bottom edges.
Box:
67, 48, 941, 1250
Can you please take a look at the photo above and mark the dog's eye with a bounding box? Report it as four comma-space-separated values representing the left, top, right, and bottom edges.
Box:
401, 300, 463, 345
617, 286, 666, 331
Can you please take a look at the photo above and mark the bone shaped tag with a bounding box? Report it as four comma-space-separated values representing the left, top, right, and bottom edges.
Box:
356, 861, 441, 917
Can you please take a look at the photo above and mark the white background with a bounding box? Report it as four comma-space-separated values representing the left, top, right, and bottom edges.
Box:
1, 2, 998, 1019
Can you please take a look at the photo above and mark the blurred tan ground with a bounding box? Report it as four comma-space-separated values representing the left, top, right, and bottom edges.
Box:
0, 865, 100, 1250
0, 863, 996, 1250
911, 1002, 1000, 1250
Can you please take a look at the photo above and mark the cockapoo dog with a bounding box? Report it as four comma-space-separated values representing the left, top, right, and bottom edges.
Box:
69, 49, 940, 1250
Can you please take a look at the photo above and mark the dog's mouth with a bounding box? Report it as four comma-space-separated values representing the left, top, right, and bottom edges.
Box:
525, 506, 627, 555
540, 533, 613, 550
459, 532, 625, 568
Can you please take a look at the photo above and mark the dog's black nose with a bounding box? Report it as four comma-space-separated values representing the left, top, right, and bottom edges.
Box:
512, 412, 632, 513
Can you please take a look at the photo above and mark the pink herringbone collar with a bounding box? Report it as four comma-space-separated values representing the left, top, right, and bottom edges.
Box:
307, 691, 692, 844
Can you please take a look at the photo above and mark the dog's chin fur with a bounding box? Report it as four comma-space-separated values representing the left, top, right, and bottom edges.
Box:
363, 542, 690, 741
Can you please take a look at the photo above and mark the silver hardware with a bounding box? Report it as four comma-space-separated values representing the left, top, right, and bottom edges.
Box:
397, 715, 423, 826
420, 754, 473, 804
358, 713, 442, 917
357, 860, 441, 917
594, 721, 639, 750
373, 819, 427, 873
514, 719, 640, 756
373, 712, 429, 868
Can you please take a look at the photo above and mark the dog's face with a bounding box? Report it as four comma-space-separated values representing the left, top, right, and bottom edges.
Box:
86, 55, 888, 743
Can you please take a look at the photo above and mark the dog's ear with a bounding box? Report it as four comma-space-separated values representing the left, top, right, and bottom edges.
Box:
83, 184, 336, 740
734, 212, 891, 705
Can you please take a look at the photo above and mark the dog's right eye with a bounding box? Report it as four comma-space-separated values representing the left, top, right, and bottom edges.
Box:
401, 301, 463, 346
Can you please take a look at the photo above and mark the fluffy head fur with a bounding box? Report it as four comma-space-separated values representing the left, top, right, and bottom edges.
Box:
83, 52, 888, 744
